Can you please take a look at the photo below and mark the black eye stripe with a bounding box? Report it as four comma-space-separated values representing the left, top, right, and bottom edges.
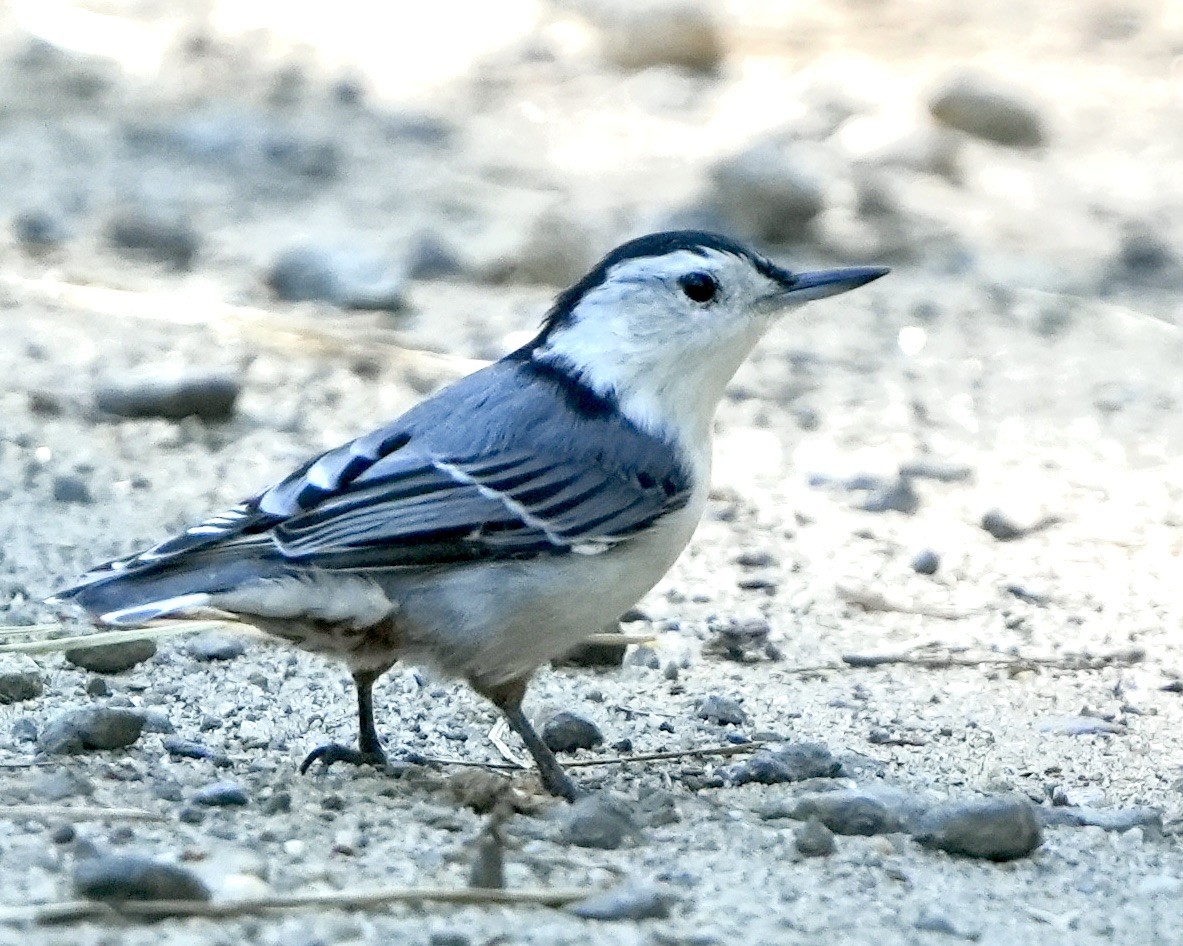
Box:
678, 271, 718, 304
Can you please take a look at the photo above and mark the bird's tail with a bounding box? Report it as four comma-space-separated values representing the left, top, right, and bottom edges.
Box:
51, 555, 283, 627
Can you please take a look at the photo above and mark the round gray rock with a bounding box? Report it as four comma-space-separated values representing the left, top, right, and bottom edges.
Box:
711, 141, 827, 242
558, 793, 640, 849
928, 73, 1046, 148
0, 657, 44, 704
593, 0, 723, 72
96, 369, 240, 422
542, 711, 604, 753
39, 707, 144, 754
74, 854, 211, 902
914, 796, 1042, 861
65, 638, 157, 674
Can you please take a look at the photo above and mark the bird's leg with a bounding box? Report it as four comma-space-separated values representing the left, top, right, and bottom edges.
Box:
478, 676, 583, 802
300, 666, 391, 773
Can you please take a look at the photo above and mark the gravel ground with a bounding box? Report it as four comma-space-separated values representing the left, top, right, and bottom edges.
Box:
2, 1, 1183, 943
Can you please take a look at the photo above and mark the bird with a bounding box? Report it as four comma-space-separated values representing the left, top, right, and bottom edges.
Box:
53, 230, 887, 801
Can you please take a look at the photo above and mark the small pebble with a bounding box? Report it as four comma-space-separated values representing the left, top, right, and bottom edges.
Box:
1039, 715, 1126, 736
861, 477, 919, 514
35, 771, 93, 801
913, 797, 1042, 861
928, 72, 1046, 147
711, 140, 827, 242
568, 881, 674, 921
405, 231, 463, 279
192, 781, 249, 807
727, 742, 842, 786
267, 244, 407, 312
52, 474, 93, 504
898, 459, 974, 483
695, 694, 748, 726
558, 793, 640, 849
163, 736, 230, 767
74, 854, 211, 902
1041, 805, 1162, 833
980, 508, 1026, 541
14, 208, 70, 251
106, 209, 200, 269
65, 639, 156, 674
542, 712, 604, 753
85, 677, 111, 696
0, 659, 45, 704
911, 549, 940, 575
591, 0, 722, 72
794, 818, 836, 857
96, 370, 240, 422
554, 639, 628, 668
39, 707, 143, 754
779, 791, 903, 836
50, 823, 77, 844
187, 632, 246, 662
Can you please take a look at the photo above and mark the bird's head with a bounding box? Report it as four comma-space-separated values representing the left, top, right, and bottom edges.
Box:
526, 230, 887, 444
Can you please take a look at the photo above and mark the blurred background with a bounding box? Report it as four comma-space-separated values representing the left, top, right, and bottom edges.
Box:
2, 0, 1182, 312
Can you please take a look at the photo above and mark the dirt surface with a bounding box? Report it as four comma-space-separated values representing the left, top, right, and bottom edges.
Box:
2, 1, 1183, 943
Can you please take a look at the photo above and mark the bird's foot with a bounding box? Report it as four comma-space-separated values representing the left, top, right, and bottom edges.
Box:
299, 742, 389, 774
539, 766, 585, 803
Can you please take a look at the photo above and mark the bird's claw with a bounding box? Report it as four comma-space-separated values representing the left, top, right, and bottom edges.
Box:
299, 743, 389, 774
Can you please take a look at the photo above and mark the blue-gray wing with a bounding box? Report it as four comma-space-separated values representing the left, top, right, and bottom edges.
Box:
57, 356, 693, 593
262, 442, 689, 568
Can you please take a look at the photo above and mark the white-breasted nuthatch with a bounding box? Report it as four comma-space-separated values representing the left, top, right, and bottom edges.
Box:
54, 230, 887, 800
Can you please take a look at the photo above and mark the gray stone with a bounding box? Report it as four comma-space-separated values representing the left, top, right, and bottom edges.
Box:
65, 638, 156, 674
711, 140, 827, 242
52, 474, 93, 504
262, 134, 341, 180
14, 209, 70, 251
500, 208, 597, 287
862, 476, 919, 514
558, 793, 640, 849
782, 791, 904, 836
911, 549, 940, 575
568, 881, 674, 920
695, 694, 747, 726
542, 712, 604, 753
592, 0, 723, 72
163, 736, 230, 767
1039, 715, 1126, 736
106, 209, 200, 269
0, 658, 44, 704
405, 231, 463, 279
138, 710, 174, 734
1040, 805, 1162, 833
96, 370, 240, 422
267, 245, 407, 312
34, 770, 94, 801
39, 707, 144, 754
187, 632, 246, 662
913, 797, 1042, 861
928, 73, 1046, 147
74, 854, 211, 902
728, 742, 842, 786
794, 817, 836, 857
192, 781, 249, 807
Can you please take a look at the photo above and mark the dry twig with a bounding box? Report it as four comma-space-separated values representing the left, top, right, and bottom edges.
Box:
0, 806, 166, 823
1, 885, 598, 925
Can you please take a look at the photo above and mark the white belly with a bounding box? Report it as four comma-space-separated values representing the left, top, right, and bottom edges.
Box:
392, 480, 708, 685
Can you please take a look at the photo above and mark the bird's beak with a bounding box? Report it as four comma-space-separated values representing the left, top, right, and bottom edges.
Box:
765, 265, 890, 307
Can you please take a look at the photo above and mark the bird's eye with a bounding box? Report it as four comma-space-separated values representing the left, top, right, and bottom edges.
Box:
678, 271, 719, 304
